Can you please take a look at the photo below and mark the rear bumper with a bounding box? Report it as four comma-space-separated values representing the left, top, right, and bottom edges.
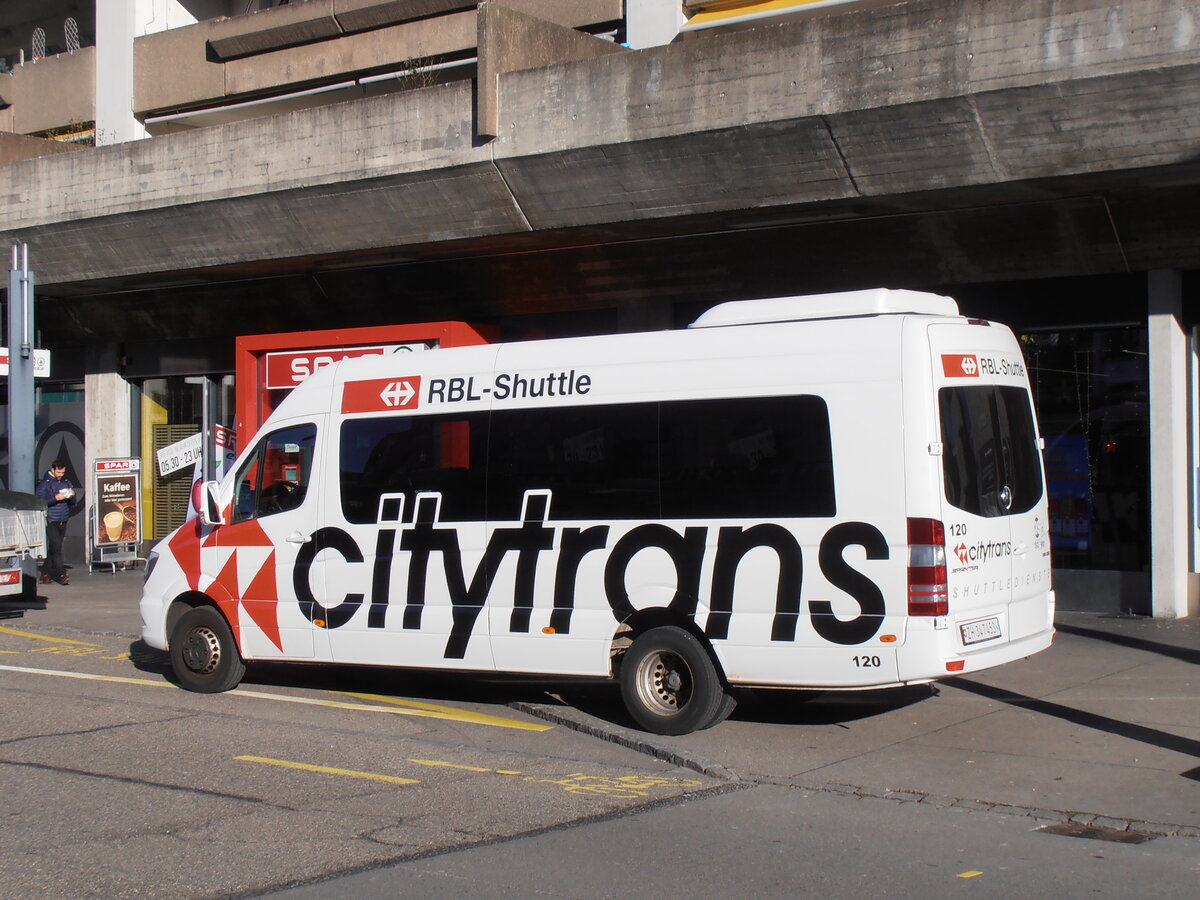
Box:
897, 594, 1055, 683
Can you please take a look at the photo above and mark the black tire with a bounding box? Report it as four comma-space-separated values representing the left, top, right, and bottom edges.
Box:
707, 690, 738, 728
170, 606, 246, 693
619, 626, 730, 735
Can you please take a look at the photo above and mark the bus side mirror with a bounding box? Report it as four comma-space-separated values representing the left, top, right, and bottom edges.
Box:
201, 481, 225, 526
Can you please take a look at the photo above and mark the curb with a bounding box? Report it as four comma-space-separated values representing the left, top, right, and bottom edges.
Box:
512, 702, 1200, 842
510, 701, 739, 781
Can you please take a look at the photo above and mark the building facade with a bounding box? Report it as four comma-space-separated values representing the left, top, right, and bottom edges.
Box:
1, 0, 1197, 617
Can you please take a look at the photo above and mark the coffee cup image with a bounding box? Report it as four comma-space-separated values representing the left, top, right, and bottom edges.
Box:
104, 510, 124, 542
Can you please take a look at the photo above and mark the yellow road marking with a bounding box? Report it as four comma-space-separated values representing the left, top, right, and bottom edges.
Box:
0, 663, 551, 730
0, 625, 100, 646
333, 690, 553, 731
238, 754, 707, 799
236, 755, 419, 785
0, 662, 174, 688
957, 871, 984, 879
409, 758, 523, 775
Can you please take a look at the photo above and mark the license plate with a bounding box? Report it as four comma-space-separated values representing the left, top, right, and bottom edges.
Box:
959, 616, 1002, 646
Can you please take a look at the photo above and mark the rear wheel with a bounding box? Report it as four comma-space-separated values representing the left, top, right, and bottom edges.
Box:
619, 626, 730, 735
170, 606, 246, 693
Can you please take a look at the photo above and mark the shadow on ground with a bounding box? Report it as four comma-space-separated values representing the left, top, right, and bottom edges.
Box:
127, 637, 937, 733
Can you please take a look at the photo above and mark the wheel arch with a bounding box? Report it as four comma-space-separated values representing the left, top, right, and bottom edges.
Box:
166, 591, 227, 648
610, 607, 730, 686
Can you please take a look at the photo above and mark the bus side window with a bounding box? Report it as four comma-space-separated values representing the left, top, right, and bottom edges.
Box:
232, 423, 318, 523
339, 414, 487, 524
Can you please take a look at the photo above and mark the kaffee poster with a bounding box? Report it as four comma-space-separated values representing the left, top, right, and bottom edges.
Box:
93, 458, 142, 545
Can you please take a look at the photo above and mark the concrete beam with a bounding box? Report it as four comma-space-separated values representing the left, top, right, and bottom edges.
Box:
1, 47, 96, 135
222, 12, 476, 97
3, 0, 1200, 288
477, 1, 625, 139
0, 133, 85, 165
134, 20, 227, 115
208, 0, 343, 60
334, 0, 478, 33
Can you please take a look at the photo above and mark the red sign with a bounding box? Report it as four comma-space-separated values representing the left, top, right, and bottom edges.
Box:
342, 377, 422, 414
264, 346, 394, 390
95, 458, 140, 474
941, 354, 979, 378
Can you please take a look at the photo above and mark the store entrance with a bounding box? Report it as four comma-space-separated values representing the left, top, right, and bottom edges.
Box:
139, 375, 234, 541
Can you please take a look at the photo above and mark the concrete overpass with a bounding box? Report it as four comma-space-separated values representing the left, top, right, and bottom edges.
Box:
1, 0, 1197, 339
1, 0, 1198, 617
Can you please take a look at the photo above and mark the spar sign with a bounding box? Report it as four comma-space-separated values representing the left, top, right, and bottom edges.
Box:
264, 343, 429, 390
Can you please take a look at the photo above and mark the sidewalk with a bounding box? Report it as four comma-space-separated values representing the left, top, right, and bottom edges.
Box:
4, 570, 1198, 835
1, 567, 146, 636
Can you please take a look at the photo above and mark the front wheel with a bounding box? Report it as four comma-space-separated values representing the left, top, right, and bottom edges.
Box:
170, 606, 246, 693
619, 626, 731, 735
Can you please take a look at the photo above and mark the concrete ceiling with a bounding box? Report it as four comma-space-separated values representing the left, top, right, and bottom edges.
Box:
5, 0, 1200, 347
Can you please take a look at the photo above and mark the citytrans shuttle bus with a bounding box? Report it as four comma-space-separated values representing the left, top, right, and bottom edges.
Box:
140, 289, 1055, 735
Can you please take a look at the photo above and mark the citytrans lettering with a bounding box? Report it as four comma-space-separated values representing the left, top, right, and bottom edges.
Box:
952, 539, 1014, 566
428, 370, 593, 404
292, 494, 889, 658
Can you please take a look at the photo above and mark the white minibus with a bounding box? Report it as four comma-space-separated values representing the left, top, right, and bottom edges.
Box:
140, 289, 1055, 734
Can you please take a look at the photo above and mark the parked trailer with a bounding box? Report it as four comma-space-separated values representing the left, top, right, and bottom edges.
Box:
0, 489, 46, 608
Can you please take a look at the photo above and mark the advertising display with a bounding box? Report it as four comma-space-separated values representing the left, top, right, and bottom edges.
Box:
91, 458, 143, 570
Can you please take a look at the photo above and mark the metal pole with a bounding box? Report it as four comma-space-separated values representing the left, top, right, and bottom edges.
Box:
201, 377, 213, 483
7, 243, 36, 493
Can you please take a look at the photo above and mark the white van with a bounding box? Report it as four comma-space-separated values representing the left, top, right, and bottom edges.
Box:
140, 289, 1054, 735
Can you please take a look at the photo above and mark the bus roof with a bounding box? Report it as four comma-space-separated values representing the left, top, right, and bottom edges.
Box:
689, 289, 960, 328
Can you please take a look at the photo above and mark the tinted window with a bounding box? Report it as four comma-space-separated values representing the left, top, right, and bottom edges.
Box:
489, 396, 835, 520
940, 386, 1043, 517
232, 423, 317, 522
488, 403, 659, 521
660, 396, 835, 519
340, 414, 487, 524
341, 397, 836, 523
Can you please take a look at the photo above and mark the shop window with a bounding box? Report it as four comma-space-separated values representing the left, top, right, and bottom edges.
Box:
1021, 326, 1149, 571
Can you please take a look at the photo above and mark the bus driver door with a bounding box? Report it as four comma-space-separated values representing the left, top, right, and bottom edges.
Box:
220, 423, 328, 661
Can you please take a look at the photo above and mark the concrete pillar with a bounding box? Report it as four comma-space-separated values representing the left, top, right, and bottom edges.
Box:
1148, 269, 1190, 618
84, 342, 132, 508
95, 0, 149, 145
626, 0, 686, 48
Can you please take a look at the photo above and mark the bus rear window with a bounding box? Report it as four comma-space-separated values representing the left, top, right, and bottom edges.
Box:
939, 385, 1043, 517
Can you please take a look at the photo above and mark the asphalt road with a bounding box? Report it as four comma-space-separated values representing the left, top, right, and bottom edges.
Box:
0, 625, 720, 899
266, 785, 1200, 899
1, 574, 1197, 897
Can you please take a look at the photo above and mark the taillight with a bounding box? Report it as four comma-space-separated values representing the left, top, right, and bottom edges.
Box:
908, 517, 948, 616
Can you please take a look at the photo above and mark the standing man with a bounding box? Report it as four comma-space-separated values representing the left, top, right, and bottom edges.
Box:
36, 459, 79, 586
